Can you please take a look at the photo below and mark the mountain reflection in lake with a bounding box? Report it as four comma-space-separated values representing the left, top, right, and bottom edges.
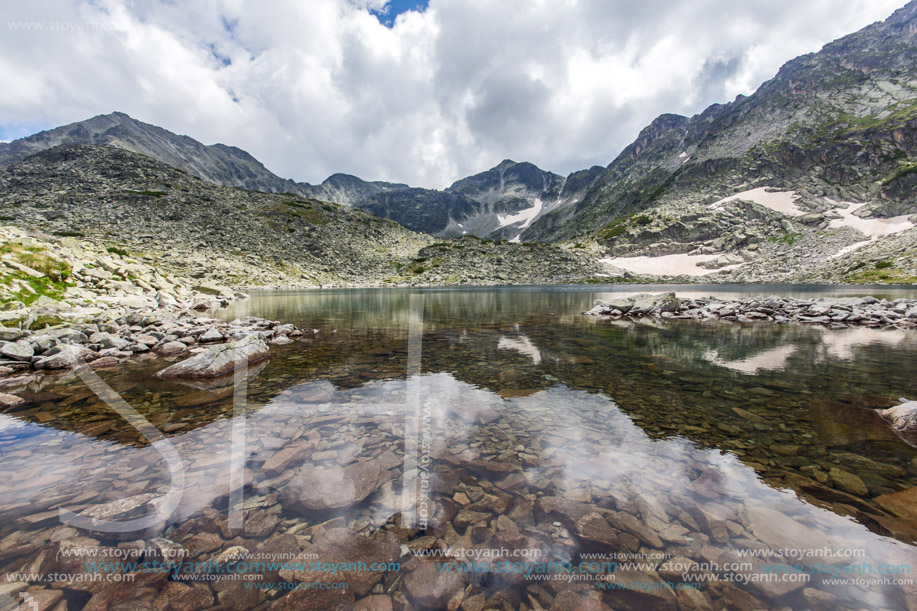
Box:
1, 286, 915, 610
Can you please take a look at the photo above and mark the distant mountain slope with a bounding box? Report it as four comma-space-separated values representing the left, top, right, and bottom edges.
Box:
355, 159, 604, 240
305, 172, 409, 206
522, 0, 917, 244
0, 112, 306, 194
0, 112, 407, 203
0, 145, 604, 286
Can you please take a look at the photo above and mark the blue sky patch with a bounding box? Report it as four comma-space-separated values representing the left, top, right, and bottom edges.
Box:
0, 122, 53, 142
371, 0, 429, 27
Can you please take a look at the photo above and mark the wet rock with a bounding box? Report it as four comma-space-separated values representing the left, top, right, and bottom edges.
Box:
606, 511, 663, 548
740, 505, 826, 552
76, 493, 159, 523
828, 467, 868, 496
801, 587, 838, 610
811, 399, 899, 446
607, 569, 677, 610
403, 561, 464, 608
355, 594, 394, 611
281, 461, 395, 511
261, 442, 314, 476
873, 487, 917, 522
676, 587, 713, 611
280, 529, 399, 596
153, 582, 214, 611
723, 585, 767, 610
0, 392, 24, 408
155, 335, 270, 379
573, 512, 618, 547
551, 589, 611, 610
535, 497, 594, 524
89, 356, 121, 369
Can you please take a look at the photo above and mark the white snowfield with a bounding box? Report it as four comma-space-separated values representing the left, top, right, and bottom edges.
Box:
710, 187, 806, 216
600, 253, 742, 277
499, 198, 543, 243
602, 187, 915, 276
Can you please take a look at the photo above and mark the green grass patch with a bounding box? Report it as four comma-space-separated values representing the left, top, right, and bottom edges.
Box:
267, 200, 329, 226
881, 161, 917, 186
875, 260, 893, 269
769, 230, 802, 246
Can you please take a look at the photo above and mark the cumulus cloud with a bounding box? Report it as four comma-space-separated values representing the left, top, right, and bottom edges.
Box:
0, 0, 906, 187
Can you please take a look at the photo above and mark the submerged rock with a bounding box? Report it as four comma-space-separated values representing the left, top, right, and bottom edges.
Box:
878, 400, 917, 445
281, 460, 395, 511
154, 335, 270, 379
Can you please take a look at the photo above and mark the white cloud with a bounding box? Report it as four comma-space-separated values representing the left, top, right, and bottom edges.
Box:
0, 0, 906, 187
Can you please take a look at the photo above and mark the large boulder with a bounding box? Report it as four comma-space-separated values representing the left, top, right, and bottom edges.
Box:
154, 335, 269, 379
878, 400, 917, 445
280, 461, 395, 512
34, 344, 96, 369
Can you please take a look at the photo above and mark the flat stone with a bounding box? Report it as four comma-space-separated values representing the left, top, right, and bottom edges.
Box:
873, 487, 917, 522
262, 442, 314, 476
0, 392, 24, 408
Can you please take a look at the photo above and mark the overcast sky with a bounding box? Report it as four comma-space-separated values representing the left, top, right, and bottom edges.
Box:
0, 0, 906, 188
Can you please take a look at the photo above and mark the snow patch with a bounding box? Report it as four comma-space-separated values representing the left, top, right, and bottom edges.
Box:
600, 253, 744, 277
825, 200, 914, 259
498, 198, 543, 231
826, 200, 913, 238
710, 187, 806, 216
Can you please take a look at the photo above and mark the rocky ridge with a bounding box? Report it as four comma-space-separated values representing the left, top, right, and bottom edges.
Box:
525, 1, 917, 244
0, 112, 407, 202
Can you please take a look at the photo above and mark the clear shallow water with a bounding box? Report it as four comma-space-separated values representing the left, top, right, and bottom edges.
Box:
1, 285, 916, 610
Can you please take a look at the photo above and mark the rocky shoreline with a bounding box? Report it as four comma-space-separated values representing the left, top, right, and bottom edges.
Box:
585, 293, 917, 329
0, 305, 302, 401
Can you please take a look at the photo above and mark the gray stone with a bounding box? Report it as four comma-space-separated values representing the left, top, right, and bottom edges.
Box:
154, 335, 270, 379
0, 340, 33, 361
